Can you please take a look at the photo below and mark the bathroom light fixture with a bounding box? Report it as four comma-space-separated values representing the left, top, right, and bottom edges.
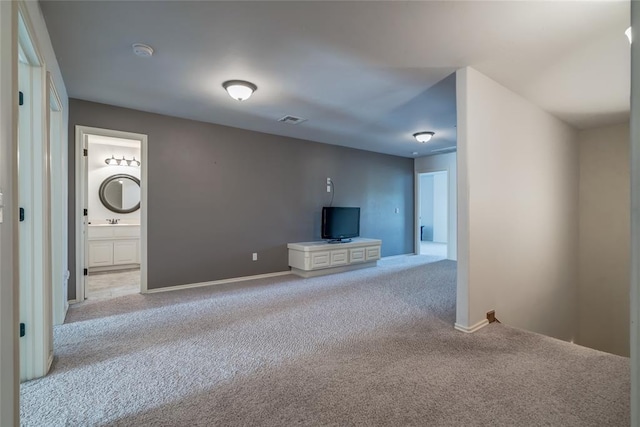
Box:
128, 156, 141, 167
413, 131, 435, 143
222, 80, 257, 101
105, 155, 118, 166
626, 27, 632, 44
105, 155, 141, 167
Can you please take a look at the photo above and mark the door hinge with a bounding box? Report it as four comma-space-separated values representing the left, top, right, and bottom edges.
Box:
83, 268, 88, 276
83, 148, 88, 156
83, 208, 88, 216
18, 91, 23, 106
19, 207, 24, 222
19, 323, 25, 337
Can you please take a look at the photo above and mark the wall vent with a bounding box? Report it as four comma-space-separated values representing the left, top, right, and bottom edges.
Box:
278, 115, 307, 125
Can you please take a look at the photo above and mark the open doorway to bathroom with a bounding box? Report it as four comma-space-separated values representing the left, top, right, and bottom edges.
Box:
76, 127, 148, 302
418, 171, 448, 258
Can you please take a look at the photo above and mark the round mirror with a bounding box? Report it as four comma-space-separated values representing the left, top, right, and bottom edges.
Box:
99, 174, 141, 214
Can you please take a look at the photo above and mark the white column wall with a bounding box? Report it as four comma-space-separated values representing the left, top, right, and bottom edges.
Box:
456, 67, 579, 339
629, 2, 639, 424
0, 2, 19, 425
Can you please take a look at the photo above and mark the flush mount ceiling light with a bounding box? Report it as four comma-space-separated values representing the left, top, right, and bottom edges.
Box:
222, 80, 257, 101
132, 43, 154, 57
413, 131, 435, 143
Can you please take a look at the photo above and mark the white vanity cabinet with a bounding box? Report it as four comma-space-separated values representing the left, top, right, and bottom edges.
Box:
88, 225, 140, 271
288, 238, 381, 278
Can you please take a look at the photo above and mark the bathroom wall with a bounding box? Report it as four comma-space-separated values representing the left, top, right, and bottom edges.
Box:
87, 136, 141, 224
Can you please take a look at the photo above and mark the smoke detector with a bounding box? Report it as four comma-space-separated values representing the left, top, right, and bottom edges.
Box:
278, 115, 307, 125
132, 43, 154, 57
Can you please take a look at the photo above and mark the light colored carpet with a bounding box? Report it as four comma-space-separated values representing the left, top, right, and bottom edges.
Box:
21, 256, 629, 426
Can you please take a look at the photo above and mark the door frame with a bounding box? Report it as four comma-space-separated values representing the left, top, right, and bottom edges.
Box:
17, 2, 52, 381
74, 126, 148, 302
48, 73, 67, 325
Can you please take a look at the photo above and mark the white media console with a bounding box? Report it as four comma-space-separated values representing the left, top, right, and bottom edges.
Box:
287, 238, 382, 278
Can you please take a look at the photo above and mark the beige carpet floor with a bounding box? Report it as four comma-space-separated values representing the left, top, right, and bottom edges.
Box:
20, 256, 628, 426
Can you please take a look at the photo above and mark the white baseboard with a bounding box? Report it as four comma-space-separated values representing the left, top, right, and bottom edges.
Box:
454, 319, 489, 333
67, 299, 78, 305
144, 271, 292, 294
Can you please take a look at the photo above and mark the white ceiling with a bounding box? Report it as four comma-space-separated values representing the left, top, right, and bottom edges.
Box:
40, 1, 630, 158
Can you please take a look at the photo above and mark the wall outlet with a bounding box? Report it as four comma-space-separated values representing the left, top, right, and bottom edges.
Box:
394, 208, 399, 213
252, 252, 258, 261
326, 177, 331, 192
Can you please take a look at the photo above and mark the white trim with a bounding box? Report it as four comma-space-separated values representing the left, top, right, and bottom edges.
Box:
75, 126, 148, 302
48, 74, 67, 326
144, 271, 292, 294
454, 319, 489, 333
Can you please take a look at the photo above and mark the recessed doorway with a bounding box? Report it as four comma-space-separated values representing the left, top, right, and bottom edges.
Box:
417, 171, 448, 258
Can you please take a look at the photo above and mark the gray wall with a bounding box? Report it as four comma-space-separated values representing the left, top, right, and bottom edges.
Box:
68, 99, 414, 298
577, 122, 630, 356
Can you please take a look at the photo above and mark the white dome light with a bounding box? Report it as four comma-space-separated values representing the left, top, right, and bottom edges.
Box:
413, 131, 435, 143
222, 80, 257, 101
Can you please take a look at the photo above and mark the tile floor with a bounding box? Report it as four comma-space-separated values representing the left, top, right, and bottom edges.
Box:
86, 269, 140, 300
419, 241, 447, 257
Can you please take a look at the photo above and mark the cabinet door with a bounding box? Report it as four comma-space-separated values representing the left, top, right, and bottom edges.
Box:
310, 251, 331, 269
89, 241, 114, 267
349, 248, 365, 264
113, 240, 139, 265
330, 249, 348, 266
365, 246, 381, 261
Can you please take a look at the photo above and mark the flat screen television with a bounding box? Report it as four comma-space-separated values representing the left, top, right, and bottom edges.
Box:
322, 207, 360, 242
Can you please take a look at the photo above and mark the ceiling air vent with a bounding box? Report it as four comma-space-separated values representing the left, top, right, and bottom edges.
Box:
278, 115, 307, 125
430, 146, 457, 154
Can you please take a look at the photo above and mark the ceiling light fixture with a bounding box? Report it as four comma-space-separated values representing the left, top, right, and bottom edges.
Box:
626, 27, 632, 44
222, 80, 257, 101
413, 131, 435, 143
132, 43, 154, 57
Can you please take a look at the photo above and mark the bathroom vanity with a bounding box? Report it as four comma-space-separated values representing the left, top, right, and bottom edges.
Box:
88, 224, 140, 272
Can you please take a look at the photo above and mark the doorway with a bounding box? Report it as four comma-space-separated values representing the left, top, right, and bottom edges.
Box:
418, 171, 448, 257
75, 126, 148, 302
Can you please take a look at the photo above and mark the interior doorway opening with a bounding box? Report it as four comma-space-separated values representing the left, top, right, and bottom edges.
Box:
75, 127, 148, 303
418, 171, 448, 258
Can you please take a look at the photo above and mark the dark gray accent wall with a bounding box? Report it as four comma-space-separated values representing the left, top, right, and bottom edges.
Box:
68, 99, 414, 298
